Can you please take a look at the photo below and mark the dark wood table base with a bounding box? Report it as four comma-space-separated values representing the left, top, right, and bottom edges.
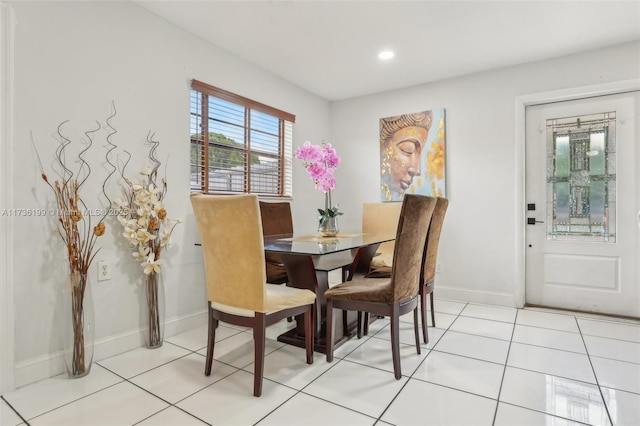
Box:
264, 235, 391, 354
277, 310, 359, 354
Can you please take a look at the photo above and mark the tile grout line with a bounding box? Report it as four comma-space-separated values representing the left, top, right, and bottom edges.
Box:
374, 302, 468, 424
125, 340, 234, 426
576, 316, 614, 426
494, 312, 619, 425
19, 380, 124, 425
1, 394, 29, 426
409, 306, 604, 423
490, 307, 518, 426
260, 352, 379, 425
98, 340, 219, 425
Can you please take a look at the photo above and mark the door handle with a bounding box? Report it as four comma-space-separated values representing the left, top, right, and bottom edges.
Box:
527, 218, 544, 225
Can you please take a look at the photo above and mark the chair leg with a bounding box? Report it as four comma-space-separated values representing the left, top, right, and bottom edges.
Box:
304, 306, 314, 364
413, 306, 422, 352
342, 310, 349, 336
205, 305, 217, 376
342, 265, 349, 281
420, 286, 428, 343
430, 292, 436, 327
253, 313, 267, 397
326, 299, 335, 362
363, 312, 370, 336
390, 304, 401, 380
356, 311, 363, 339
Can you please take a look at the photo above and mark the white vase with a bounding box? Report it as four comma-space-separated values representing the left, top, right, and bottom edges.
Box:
318, 216, 339, 237
318, 191, 340, 237
317, 238, 339, 253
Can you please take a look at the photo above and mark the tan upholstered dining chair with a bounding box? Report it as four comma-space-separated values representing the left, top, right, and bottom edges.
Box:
342, 202, 402, 290
363, 201, 402, 271
190, 194, 316, 397
325, 194, 437, 379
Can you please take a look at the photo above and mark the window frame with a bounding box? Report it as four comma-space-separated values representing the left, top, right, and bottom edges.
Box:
190, 79, 294, 197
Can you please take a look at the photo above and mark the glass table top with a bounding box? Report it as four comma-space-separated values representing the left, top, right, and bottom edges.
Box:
263, 232, 395, 256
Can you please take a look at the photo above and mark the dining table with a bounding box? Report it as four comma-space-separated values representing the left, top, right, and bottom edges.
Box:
263, 231, 395, 354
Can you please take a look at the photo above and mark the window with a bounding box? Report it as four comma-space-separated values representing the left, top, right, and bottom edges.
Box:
190, 80, 294, 196
546, 112, 616, 242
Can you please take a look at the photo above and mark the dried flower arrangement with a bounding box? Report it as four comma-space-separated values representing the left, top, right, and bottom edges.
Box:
113, 135, 181, 348
33, 114, 117, 377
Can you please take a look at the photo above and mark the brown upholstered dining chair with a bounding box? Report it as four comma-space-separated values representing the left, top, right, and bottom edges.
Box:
325, 194, 437, 379
357, 196, 449, 343
341, 202, 402, 336
190, 194, 316, 397
419, 196, 449, 343
258, 201, 294, 285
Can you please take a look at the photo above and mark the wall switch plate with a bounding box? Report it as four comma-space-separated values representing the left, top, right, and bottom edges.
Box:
98, 260, 111, 281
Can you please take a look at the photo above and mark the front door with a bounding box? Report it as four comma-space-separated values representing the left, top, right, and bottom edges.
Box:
525, 91, 639, 317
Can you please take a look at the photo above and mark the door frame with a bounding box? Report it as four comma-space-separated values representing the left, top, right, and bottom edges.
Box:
0, 1, 15, 393
514, 78, 640, 309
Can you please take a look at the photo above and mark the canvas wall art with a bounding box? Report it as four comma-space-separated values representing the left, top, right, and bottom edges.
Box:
379, 108, 446, 202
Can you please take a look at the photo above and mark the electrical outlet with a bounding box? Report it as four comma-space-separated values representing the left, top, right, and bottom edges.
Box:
436, 263, 442, 274
98, 260, 111, 281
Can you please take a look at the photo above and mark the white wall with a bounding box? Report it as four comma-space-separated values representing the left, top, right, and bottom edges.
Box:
329, 41, 640, 306
7, 0, 330, 388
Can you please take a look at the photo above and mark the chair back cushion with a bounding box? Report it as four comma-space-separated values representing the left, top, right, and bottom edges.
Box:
191, 194, 266, 311
258, 201, 293, 236
422, 197, 449, 284
363, 202, 402, 268
259, 201, 293, 283
391, 195, 437, 302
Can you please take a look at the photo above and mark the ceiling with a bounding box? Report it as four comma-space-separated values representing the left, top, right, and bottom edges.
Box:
133, 1, 640, 101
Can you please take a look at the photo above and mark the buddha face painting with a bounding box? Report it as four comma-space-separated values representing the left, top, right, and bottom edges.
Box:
380, 111, 432, 201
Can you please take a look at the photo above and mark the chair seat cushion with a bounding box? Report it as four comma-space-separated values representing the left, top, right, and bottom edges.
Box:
365, 266, 392, 278
265, 252, 284, 268
212, 284, 315, 317
325, 277, 393, 303
370, 252, 392, 268
264, 284, 316, 312
265, 261, 288, 284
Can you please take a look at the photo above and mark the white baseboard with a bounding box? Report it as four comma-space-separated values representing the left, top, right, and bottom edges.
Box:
13, 309, 207, 389
436, 286, 517, 308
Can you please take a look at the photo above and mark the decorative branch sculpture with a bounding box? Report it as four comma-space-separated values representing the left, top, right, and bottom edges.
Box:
33, 106, 118, 376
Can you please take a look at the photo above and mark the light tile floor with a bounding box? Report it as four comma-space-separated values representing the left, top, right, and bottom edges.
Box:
2, 299, 640, 426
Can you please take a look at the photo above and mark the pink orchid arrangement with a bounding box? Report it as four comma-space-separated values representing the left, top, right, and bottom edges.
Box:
295, 141, 343, 225
294, 141, 341, 192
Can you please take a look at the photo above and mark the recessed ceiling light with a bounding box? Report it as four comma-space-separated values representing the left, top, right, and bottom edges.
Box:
378, 50, 394, 60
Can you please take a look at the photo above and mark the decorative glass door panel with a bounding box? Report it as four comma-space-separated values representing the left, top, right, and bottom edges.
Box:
546, 112, 616, 242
